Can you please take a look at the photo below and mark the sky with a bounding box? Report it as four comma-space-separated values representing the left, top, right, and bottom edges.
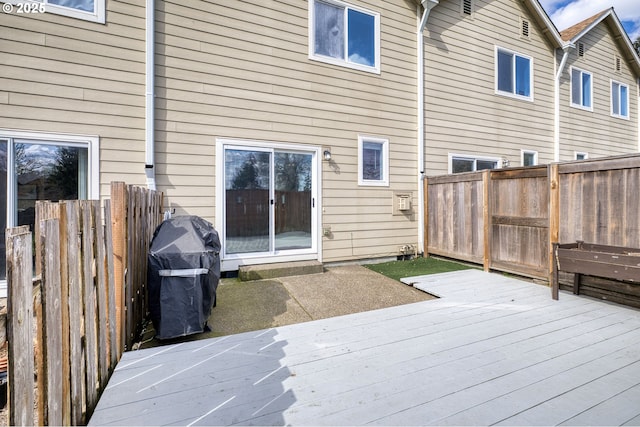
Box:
539, 0, 640, 42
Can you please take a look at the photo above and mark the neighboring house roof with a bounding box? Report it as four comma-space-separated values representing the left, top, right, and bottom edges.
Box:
560, 8, 640, 76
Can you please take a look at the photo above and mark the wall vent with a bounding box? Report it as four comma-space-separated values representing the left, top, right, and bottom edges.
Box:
578, 42, 585, 57
462, 0, 472, 15
615, 56, 621, 72
521, 19, 530, 38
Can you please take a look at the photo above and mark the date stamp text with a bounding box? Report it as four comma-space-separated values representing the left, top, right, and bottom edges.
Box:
3, 2, 46, 14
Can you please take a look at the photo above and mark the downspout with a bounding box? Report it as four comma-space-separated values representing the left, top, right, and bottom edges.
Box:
417, 0, 437, 255
554, 45, 572, 162
145, 0, 156, 190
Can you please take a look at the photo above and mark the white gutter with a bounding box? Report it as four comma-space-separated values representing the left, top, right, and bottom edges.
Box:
145, 0, 156, 190
417, 0, 437, 255
554, 45, 572, 162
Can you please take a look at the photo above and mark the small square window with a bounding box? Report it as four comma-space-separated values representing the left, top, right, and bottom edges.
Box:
611, 80, 629, 119
522, 150, 538, 166
358, 136, 388, 186
575, 152, 588, 160
570, 67, 592, 110
496, 47, 533, 100
310, 0, 380, 73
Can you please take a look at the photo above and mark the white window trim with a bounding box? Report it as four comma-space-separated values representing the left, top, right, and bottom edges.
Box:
575, 151, 589, 160
521, 149, 538, 166
610, 79, 630, 120
308, 0, 381, 74
0, 129, 100, 217
494, 46, 534, 102
0, 129, 99, 297
358, 135, 389, 186
448, 153, 502, 174
569, 66, 594, 112
4, 0, 105, 24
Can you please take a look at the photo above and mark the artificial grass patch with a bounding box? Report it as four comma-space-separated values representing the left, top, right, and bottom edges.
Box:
365, 256, 473, 282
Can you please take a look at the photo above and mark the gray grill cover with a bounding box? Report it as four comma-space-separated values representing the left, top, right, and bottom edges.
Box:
148, 216, 220, 340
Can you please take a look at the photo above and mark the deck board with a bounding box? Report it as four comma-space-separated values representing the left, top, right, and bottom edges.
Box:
89, 270, 640, 426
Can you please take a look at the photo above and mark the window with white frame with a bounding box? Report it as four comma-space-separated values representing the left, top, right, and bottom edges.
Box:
0, 131, 99, 285
4, 0, 105, 23
450, 154, 500, 173
496, 47, 533, 100
611, 80, 629, 119
522, 150, 538, 166
570, 67, 593, 110
309, 0, 380, 73
358, 136, 388, 186
575, 152, 588, 160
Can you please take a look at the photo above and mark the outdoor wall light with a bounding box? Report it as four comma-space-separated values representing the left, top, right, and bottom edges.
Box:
323, 150, 332, 161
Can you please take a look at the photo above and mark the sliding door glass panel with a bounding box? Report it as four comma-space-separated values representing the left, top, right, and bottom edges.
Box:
15, 142, 88, 229
225, 149, 271, 254
274, 152, 312, 251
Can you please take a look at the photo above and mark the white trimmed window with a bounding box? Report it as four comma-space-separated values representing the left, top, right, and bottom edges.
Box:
0, 130, 99, 288
575, 152, 588, 160
495, 47, 533, 100
4, 0, 105, 23
570, 67, 593, 110
611, 80, 629, 119
358, 136, 388, 186
522, 150, 538, 166
449, 154, 500, 174
309, 0, 380, 74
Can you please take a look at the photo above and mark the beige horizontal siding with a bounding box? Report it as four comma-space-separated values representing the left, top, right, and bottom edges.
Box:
0, 2, 148, 192
423, 0, 556, 174
558, 22, 639, 160
154, 0, 420, 263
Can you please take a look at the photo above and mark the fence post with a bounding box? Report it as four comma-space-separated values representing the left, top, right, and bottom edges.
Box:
548, 163, 560, 289
110, 182, 127, 354
482, 170, 491, 272
6, 226, 35, 427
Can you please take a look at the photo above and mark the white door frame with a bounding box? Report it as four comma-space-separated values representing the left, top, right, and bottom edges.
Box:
216, 138, 322, 272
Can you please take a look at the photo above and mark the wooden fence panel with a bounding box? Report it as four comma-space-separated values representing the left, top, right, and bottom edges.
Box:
489, 167, 549, 279
425, 172, 485, 265
6, 226, 34, 427
62, 201, 85, 426
6, 184, 161, 425
39, 218, 63, 426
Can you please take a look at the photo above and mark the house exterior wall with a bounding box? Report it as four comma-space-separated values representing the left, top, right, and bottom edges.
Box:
0, 1, 147, 194
422, 0, 557, 174
558, 21, 639, 160
154, 0, 420, 264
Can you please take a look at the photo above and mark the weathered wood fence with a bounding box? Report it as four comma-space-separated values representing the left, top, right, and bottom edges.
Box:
425, 153, 640, 304
4, 182, 163, 426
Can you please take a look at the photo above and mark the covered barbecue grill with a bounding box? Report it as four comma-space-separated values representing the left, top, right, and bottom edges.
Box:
148, 215, 220, 339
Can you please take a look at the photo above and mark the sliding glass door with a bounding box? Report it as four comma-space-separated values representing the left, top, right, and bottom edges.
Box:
223, 145, 316, 257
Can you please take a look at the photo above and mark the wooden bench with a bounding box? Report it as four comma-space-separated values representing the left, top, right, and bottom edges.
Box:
552, 241, 640, 300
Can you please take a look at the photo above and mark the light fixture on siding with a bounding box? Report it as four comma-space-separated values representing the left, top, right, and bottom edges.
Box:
323, 149, 332, 161
502, 158, 510, 167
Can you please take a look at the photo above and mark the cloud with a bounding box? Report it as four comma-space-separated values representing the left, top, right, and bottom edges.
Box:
539, 0, 640, 40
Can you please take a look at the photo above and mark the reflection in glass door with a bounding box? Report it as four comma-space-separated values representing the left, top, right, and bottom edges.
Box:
274, 152, 312, 251
224, 147, 315, 256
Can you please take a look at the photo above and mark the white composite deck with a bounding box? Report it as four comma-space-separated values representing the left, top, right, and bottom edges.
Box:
89, 270, 640, 426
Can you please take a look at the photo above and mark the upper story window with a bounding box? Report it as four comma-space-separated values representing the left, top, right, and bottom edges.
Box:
495, 47, 533, 101
570, 67, 593, 111
4, 0, 105, 23
358, 136, 388, 186
309, 0, 380, 74
611, 80, 629, 119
